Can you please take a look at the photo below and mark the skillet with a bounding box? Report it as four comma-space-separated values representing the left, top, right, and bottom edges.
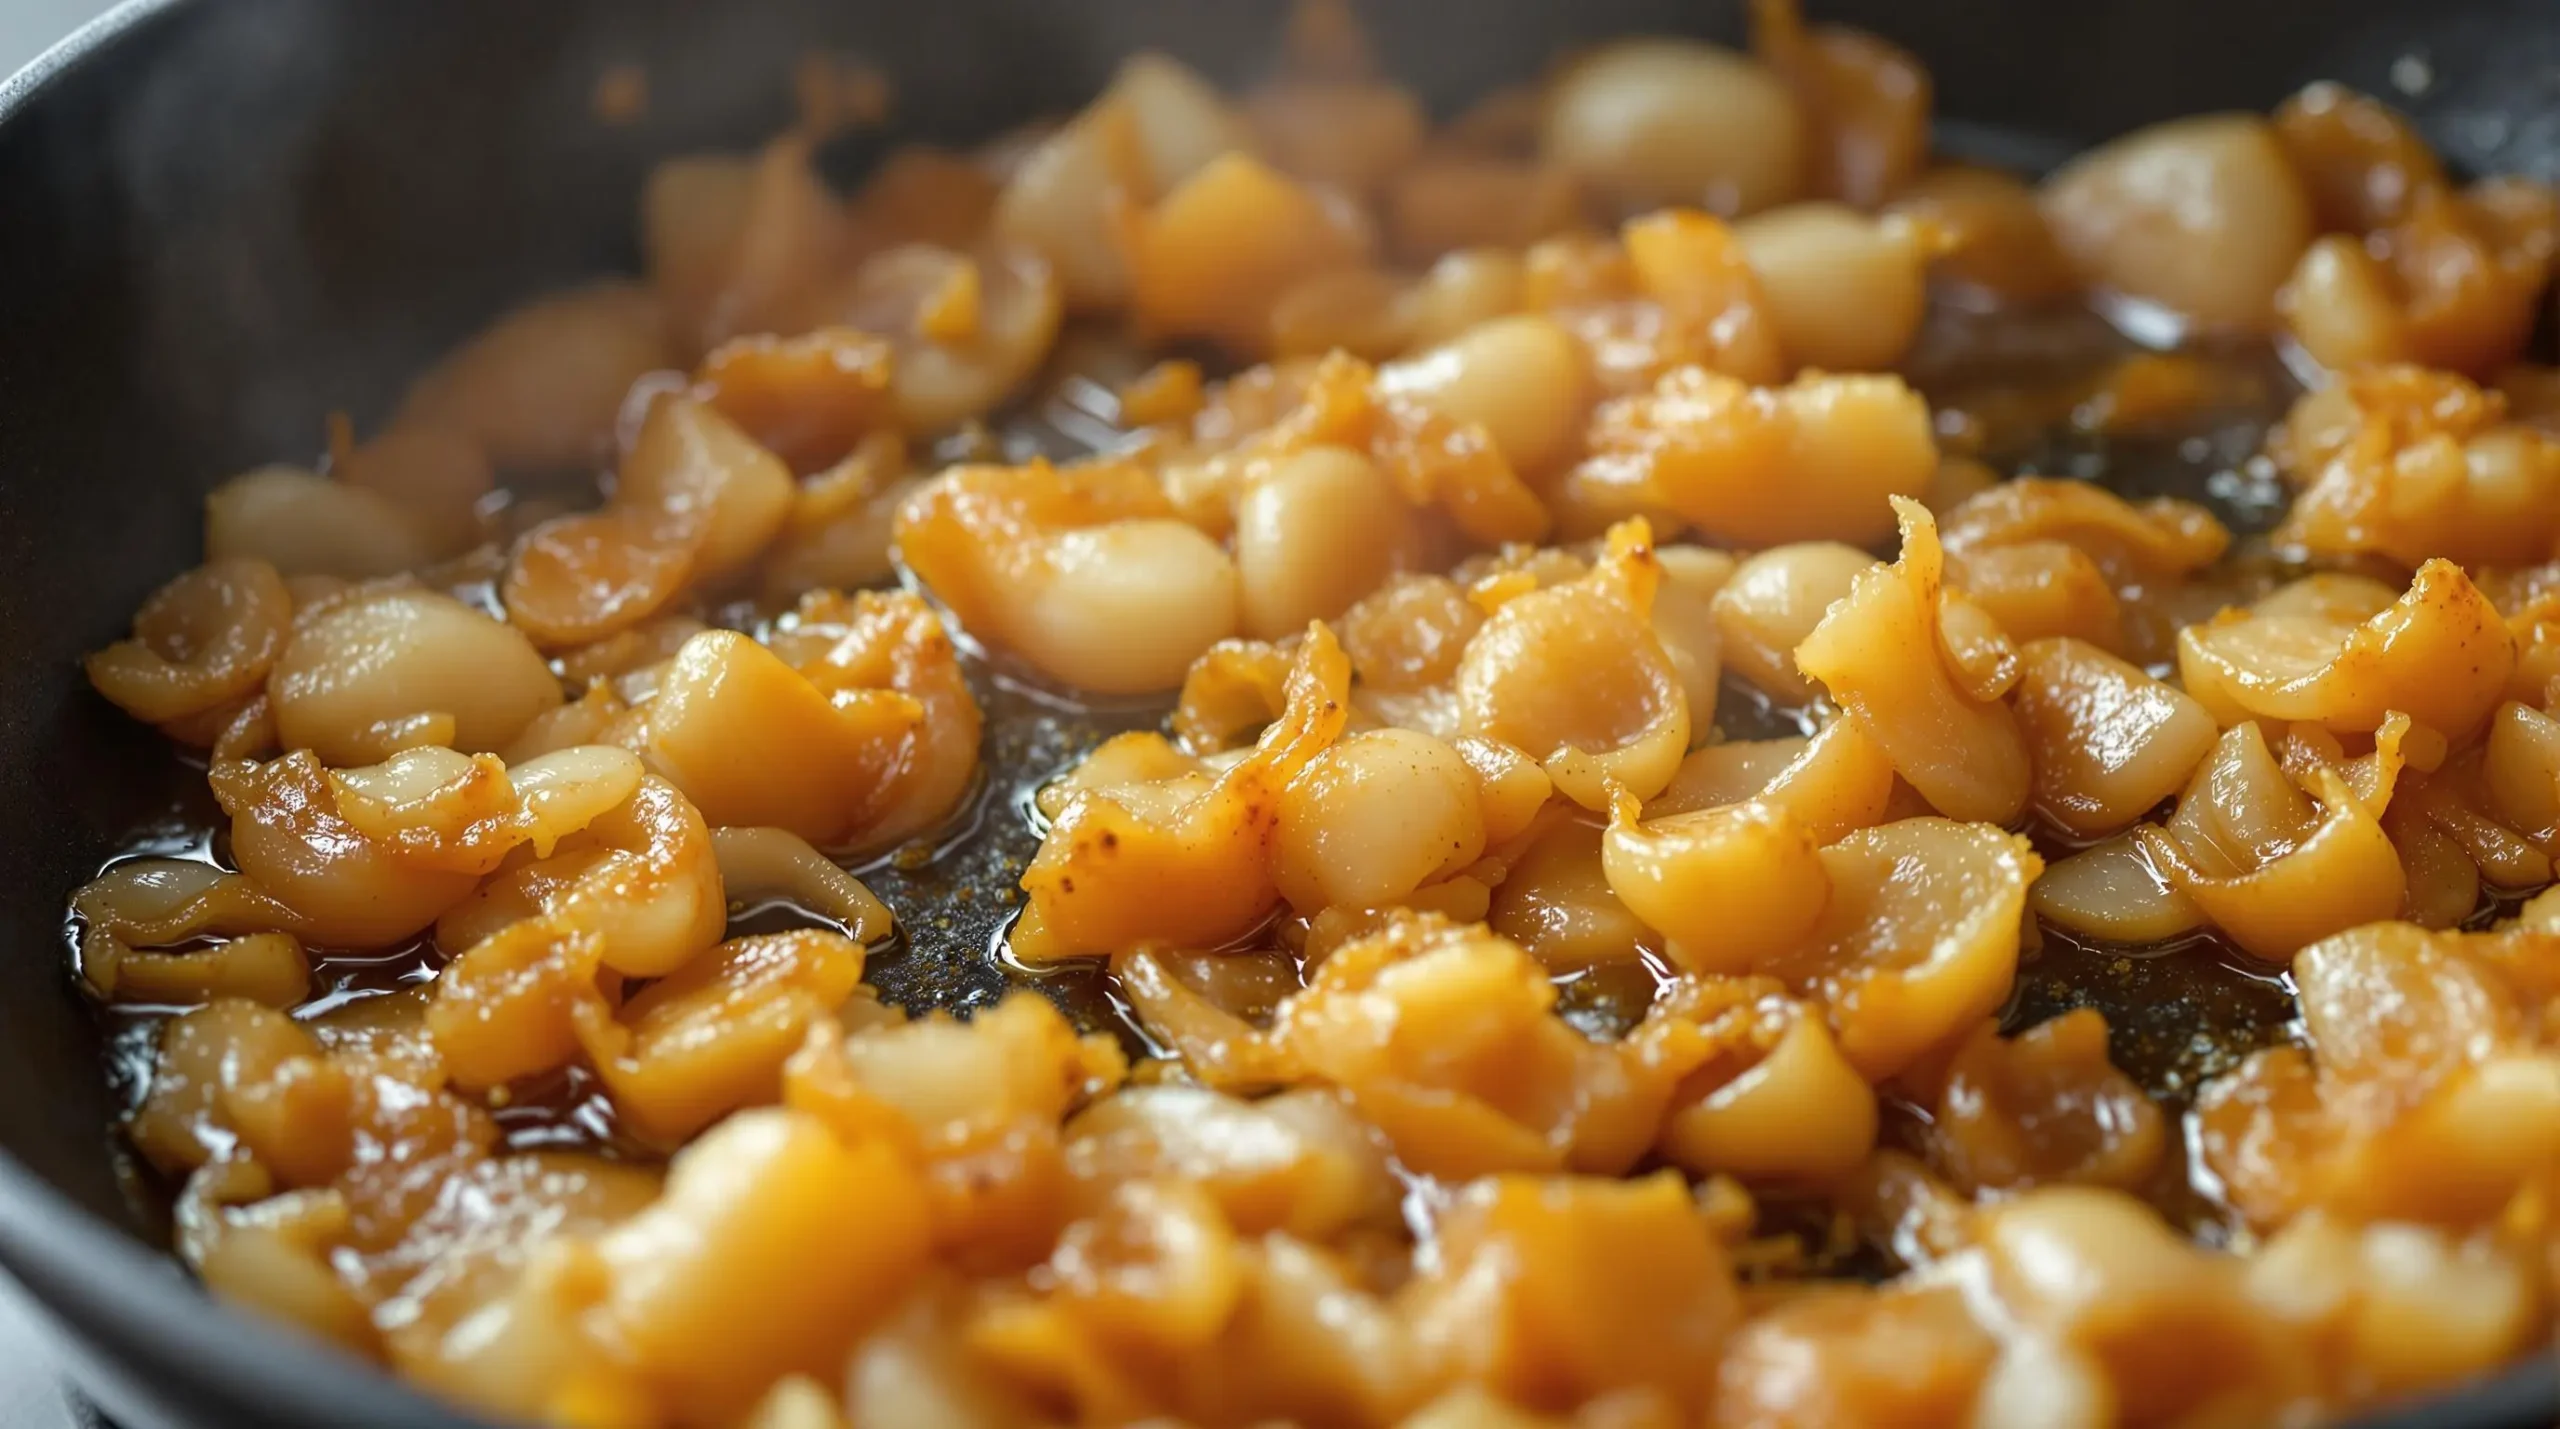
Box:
2, 2, 2558, 1425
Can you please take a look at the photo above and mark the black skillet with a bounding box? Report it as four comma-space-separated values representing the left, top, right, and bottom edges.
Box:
3, 2, 2559, 1425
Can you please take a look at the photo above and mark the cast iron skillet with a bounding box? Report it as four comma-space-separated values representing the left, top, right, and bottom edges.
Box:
3, 2, 2560, 1425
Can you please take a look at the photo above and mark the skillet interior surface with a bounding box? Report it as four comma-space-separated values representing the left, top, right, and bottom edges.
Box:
3, 1, 2559, 1425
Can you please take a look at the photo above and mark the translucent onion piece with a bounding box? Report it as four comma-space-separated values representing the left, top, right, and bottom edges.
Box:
711, 828, 894, 944
86, 559, 294, 727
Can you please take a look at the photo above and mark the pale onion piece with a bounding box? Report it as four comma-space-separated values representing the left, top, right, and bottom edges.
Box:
337, 424, 494, 558
1650, 553, 1726, 730
1568, 366, 1936, 549
1232, 445, 1411, 641
2012, 638, 2217, 839
1267, 265, 1419, 359
507, 745, 647, 858
269, 585, 562, 767
1012, 627, 1351, 962
991, 104, 1144, 312
614, 395, 793, 581
2038, 114, 2315, 332
1603, 787, 1827, 973
1451, 735, 1553, 847
1733, 203, 1930, 371
1103, 51, 1255, 195
324, 746, 522, 872
1763, 817, 2041, 1079
2278, 235, 2410, 372
1404, 249, 1529, 350
593, 1107, 929, 1425
1109, 946, 1290, 1090
711, 828, 893, 944
1246, 348, 1550, 546
190, 1182, 378, 1357
574, 930, 869, 1145
1376, 314, 1590, 480
762, 459, 915, 604
204, 467, 434, 580
2028, 833, 2206, 945
397, 282, 676, 471
1486, 814, 1657, 967
86, 559, 294, 726
645, 136, 847, 351
91, 931, 309, 1009
1711, 541, 1877, 704
835, 242, 1063, 431
896, 460, 1240, 696
1795, 499, 2031, 825
216, 753, 483, 947
1660, 1007, 1876, 1180
2397, 759, 2553, 889
1456, 522, 1690, 811
2142, 768, 2406, 963
1272, 728, 1486, 913
1541, 38, 1805, 215
1119, 152, 1373, 354
2176, 559, 2514, 740
2166, 719, 2319, 871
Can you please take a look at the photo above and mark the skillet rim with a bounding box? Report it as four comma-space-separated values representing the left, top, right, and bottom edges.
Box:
0, 5, 2551, 1428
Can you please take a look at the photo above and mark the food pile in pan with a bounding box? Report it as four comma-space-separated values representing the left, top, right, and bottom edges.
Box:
66, 1, 2560, 1423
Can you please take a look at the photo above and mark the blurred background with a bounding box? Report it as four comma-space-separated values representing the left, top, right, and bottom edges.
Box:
3, 0, 115, 77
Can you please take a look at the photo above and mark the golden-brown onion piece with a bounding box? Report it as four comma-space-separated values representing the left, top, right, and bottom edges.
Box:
1761, 817, 2041, 1079
1653, 977, 1877, 1181
1654, 717, 1899, 846
1795, 500, 2032, 825
1568, 366, 1935, 549
1711, 542, 1876, 705
690, 327, 895, 478
83, 930, 310, 1010
1246, 74, 1423, 198
212, 753, 484, 949
1272, 728, 1486, 914
2140, 727, 2407, 962
645, 136, 850, 352
397, 282, 677, 471
1119, 152, 1372, 355
1011, 627, 1349, 962
1274, 914, 1669, 1176
1749, 0, 1930, 207
1526, 211, 1789, 397
1711, 1284, 1998, 1429
2178, 560, 2514, 742
1385, 158, 1588, 264
434, 775, 724, 978
87, 559, 294, 729
269, 585, 561, 767
1456, 522, 1691, 811
1733, 203, 1932, 371
1541, 38, 1804, 216
335, 424, 494, 560
2272, 81, 2446, 234
1603, 788, 1827, 974
1065, 1085, 1397, 1241
896, 458, 1238, 695
128, 1000, 322, 1174
1925, 1011, 2166, 1194
2273, 366, 2560, 570
2039, 115, 2315, 332
1887, 165, 2079, 305
2011, 637, 2217, 839
614, 393, 795, 583
1403, 1171, 1738, 1412
830, 242, 1063, 431
591, 1107, 930, 1425
642, 594, 979, 851
574, 930, 868, 1145
1936, 476, 2230, 590
1485, 813, 1655, 968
